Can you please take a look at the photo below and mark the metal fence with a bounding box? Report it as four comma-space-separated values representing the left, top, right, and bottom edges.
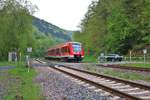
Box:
97, 56, 150, 63
123, 56, 150, 62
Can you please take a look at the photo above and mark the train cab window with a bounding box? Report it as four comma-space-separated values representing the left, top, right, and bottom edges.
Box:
72, 43, 81, 52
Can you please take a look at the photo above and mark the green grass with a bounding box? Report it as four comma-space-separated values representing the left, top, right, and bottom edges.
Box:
83, 55, 97, 63
2, 62, 42, 100
101, 69, 150, 81
85, 65, 150, 81
121, 63, 150, 68
0, 61, 18, 66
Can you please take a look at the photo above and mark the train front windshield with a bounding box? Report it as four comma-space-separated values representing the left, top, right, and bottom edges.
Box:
72, 43, 81, 52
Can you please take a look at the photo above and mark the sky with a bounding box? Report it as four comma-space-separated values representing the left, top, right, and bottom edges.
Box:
29, 0, 93, 31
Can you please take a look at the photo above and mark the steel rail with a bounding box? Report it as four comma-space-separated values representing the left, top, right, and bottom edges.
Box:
97, 64, 150, 72
51, 66, 143, 100
59, 65, 150, 91
35, 59, 150, 100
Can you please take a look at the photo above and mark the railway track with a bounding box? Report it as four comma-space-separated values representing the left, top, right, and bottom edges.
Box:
36, 59, 150, 100
97, 64, 150, 72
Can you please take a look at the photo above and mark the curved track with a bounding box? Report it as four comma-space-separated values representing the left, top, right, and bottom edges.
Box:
36, 59, 150, 100
52, 66, 150, 100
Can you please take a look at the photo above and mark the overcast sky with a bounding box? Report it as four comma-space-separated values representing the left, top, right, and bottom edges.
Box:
29, 0, 93, 30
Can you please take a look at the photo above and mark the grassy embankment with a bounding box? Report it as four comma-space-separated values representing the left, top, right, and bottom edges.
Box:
120, 63, 150, 68
85, 66, 150, 82
102, 69, 150, 81
105, 63, 150, 81
104, 63, 150, 80
0, 61, 42, 100
83, 57, 150, 81
0, 62, 18, 66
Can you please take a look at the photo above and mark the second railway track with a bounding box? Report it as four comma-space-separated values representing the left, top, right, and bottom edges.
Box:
36, 59, 150, 100
97, 64, 150, 72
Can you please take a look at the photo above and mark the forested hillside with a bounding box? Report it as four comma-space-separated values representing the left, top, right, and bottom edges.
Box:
0, 0, 73, 59
33, 17, 72, 42
32, 17, 73, 57
74, 0, 150, 56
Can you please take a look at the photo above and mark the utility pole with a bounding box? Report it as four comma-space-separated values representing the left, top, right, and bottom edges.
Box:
129, 50, 132, 62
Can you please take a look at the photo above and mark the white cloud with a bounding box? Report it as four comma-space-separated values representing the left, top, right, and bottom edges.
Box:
29, 0, 93, 30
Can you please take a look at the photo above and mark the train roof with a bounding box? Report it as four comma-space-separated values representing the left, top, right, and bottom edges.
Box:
67, 41, 81, 44
47, 41, 82, 51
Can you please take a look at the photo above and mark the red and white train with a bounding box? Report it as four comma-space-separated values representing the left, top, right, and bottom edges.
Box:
45, 42, 84, 62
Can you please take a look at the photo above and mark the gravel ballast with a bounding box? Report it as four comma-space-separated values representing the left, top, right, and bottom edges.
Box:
57, 62, 150, 86
35, 67, 110, 100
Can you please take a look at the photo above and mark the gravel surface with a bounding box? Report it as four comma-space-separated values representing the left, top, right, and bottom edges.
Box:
0, 71, 19, 100
0, 66, 16, 70
0, 71, 8, 99
35, 67, 110, 100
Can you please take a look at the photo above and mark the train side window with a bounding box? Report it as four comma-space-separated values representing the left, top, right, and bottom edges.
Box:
52, 49, 55, 55
61, 48, 63, 53
60, 48, 63, 54
67, 47, 70, 53
51, 50, 53, 55
56, 48, 59, 54
65, 47, 67, 53
62, 47, 66, 53
61, 46, 69, 53
49, 50, 52, 55
64, 47, 66, 53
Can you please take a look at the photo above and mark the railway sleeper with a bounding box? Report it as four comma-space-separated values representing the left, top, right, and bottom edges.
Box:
128, 90, 150, 95
113, 85, 131, 89
140, 96, 150, 100
119, 88, 139, 92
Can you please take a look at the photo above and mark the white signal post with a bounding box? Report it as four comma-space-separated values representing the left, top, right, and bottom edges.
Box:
143, 49, 147, 64
27, 47, 32, 72
27, 47, 32, 53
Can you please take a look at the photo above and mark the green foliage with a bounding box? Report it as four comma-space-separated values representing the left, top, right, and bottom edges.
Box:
3, 62, 41, 100
85, 63, 150, 81
33, 37, 55, 57
74, 0, 150, 56
82, 55, 97, 63
0, 0, 36, 60
32, 26, 58, 57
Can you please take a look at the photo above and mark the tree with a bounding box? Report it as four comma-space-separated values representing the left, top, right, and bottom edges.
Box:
74, 0, 150, 56
0, 0, 37, 60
